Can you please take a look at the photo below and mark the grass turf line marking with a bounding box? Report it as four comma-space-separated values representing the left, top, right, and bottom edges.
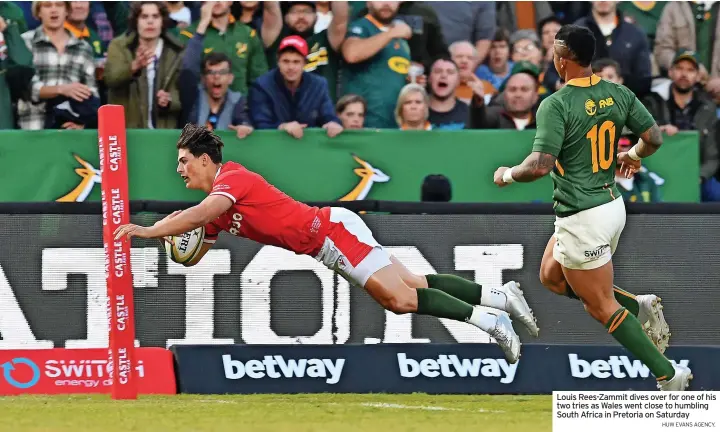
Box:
359, 402, 505, 413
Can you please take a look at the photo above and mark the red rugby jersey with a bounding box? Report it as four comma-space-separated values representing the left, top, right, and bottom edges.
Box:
203, 161, 329, 255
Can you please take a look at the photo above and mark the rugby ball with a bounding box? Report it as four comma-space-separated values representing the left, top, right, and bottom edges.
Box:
164, 226, 205, 264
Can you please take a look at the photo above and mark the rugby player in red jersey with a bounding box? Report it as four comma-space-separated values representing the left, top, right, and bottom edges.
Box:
115, 124, 539, 362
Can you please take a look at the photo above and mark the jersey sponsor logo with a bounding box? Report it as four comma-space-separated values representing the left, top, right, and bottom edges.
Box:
222, 354, 345, 384
56, 154, 101, 202
339, 155, 390, 201
584, 244, 610, 260
599, 97, 614, 109
568, 353, 689, 379
235, 42, 247, 58
585, 99, 597, 116
388, 56, 410, 75
397, 353, 518, 383
213, 184, 231, 191
305, 46, 329, 72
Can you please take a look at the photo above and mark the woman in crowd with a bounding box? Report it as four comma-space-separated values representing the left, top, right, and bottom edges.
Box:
395, 84, 432, 131
336, 94, 366, 130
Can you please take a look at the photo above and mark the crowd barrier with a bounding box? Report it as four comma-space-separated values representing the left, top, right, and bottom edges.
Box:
1, 344, 718, 395
170, 343, 720, 395
0, 129, 701, 203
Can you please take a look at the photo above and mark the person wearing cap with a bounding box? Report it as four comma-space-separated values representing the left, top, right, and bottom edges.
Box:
341, 1, 411, 129
262, 1, 348, 102
179, 1, 267, 95
469, 61, 538, 130
248, 35, 342, 139
641, 50, 720, 201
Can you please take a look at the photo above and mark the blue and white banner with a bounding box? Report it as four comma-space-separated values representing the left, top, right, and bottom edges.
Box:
171, 344, 720, 395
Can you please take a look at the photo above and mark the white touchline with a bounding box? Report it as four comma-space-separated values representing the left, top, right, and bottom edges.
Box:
196, 399, 238, 404
358, 402, 505, 413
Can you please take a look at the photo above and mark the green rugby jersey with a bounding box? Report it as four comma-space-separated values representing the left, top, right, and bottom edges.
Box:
179, 17, 268, 95
342, 14, 410, 129
532, 74, 656, 216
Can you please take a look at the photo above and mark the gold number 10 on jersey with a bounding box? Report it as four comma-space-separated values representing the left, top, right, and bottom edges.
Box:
586, 120, 616, 173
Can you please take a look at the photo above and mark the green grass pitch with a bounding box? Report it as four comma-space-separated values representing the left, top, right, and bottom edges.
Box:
0, 393, 552, 432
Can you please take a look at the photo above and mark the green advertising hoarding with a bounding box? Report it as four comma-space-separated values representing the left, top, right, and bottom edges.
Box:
0, 129, 700, 203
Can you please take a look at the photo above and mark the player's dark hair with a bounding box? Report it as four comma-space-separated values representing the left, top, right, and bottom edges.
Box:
592, 58, 621, 75
555, 24, 596, 67
176, 123, 224, 164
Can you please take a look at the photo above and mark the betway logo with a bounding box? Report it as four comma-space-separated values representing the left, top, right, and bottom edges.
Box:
569, 354, 690, 379
397, 353, 517, 384
222, 354, 345, 384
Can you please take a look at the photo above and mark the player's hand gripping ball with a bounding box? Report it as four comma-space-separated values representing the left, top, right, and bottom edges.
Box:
163, 227, 206, 264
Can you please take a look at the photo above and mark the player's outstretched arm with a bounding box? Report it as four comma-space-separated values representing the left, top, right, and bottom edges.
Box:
114, 195, 232, 241
144, 195, 232, 238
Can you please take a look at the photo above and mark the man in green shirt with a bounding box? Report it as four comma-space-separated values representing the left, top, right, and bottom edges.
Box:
179, 1, 267, 95
262, 1, 348, 102
65, 1, 105, 59
0, 1, 32, 129
494, 24, 692, 392
341, 2, 411, 129
617, 1, 667, 51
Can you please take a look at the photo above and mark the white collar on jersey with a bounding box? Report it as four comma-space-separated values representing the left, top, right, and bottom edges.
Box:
214, 165, 222, 180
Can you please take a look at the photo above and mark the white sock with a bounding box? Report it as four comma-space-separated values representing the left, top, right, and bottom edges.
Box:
467, 307, 498, 333
480, 287, 508, 311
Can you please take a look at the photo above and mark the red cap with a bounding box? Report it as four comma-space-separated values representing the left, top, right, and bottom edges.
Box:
278, 35, 309, 57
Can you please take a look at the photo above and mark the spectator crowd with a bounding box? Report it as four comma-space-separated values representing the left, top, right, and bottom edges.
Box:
1, 1, 719, 201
